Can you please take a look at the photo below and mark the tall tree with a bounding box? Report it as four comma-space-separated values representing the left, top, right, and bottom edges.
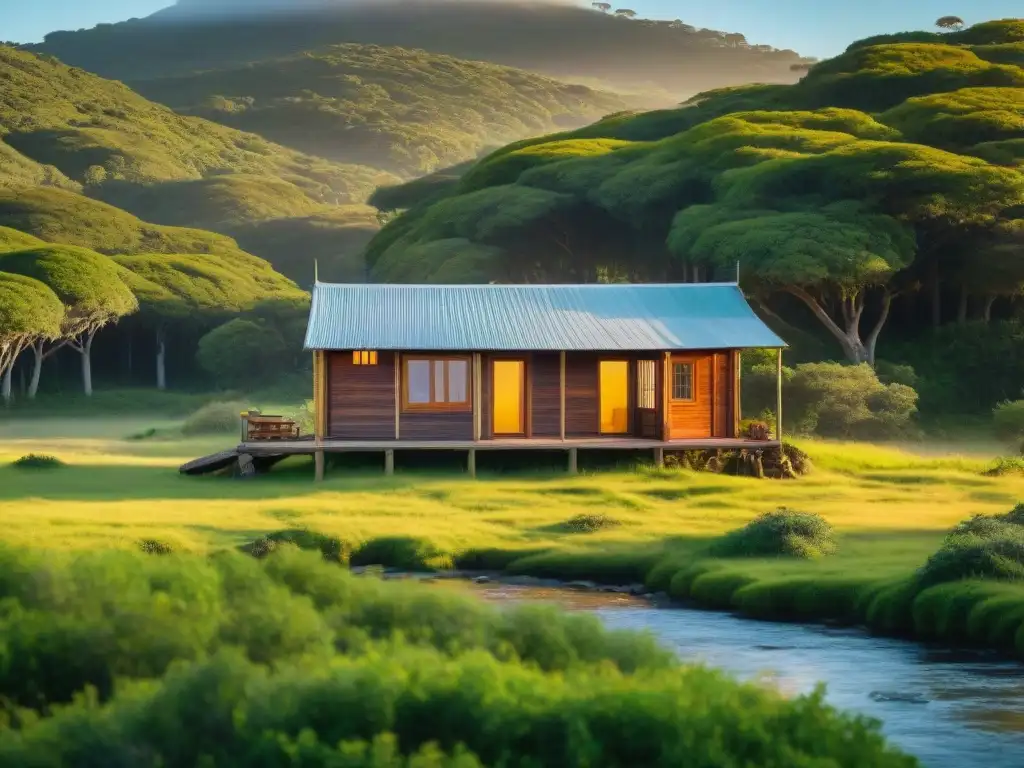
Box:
614, 9, 637, 20
0, 273, 63, 404
935, 16, 966, 32
670, 203, 916, 364
591, 2, 612, 12
0, 246, 137, 397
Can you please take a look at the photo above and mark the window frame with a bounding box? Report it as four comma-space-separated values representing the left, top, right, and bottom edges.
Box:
671, 361, 696, 403
352, 350, 378, 366
401, 355, 472, 412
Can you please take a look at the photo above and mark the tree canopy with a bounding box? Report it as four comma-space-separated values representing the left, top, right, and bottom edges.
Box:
367, 18, 1024, 364
0, 272, 63, 386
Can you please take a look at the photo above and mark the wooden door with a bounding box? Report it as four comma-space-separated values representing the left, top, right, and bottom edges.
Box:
492, 359, 526, 436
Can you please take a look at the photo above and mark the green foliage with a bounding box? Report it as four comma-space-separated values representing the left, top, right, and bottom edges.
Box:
180, 400, 248, 436
137, 538, 174, 555
709, 508, 838, 559
993, 399, 1024, 438
0, 226, 45, 253
0, 272, 64, 364
918, 513, 1024, 586
984, 456, 1024, 477
10, 454, 65, 470
136, 44, 628, 176
245, 530, 351, 564
562, 513, 622, 533
196, 319, 289, 390
786, 363, 918, 438
350, 536, 452, 571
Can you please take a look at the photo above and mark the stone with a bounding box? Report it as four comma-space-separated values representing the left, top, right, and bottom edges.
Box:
473, 575, 492, 584
564, 580, 598, 591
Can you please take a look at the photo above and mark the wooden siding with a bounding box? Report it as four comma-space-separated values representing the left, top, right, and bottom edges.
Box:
531, 353, 562, 438
713, 352, 732, 438
565, 353, 600, 438
327, 351, 396, 440
399, 410, 474, 440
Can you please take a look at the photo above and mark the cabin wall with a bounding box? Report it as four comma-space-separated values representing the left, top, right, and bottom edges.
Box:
666, 350, 736, 440
327, 351, 396, 440
531, 353, 562, 439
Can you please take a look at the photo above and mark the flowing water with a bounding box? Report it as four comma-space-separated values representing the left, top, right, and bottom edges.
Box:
468, 583, 1024, 768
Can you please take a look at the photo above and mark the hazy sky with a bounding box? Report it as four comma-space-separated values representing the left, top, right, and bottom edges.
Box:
6, 1, 1021, 58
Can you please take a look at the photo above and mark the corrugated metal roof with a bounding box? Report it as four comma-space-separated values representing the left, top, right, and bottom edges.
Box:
304, 282, 786, 351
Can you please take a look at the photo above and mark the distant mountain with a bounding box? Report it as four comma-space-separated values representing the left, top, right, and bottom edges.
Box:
131, 43, 629, 176
30, 0, 807, 98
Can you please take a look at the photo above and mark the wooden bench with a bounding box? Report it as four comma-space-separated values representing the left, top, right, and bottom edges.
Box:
244, 414, 300, 441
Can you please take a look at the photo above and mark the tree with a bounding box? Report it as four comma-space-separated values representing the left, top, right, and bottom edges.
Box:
591, 2, 612, 12
0, 273, 63, 404
196, 318, 289, 390
936, 16, 966, 32
0, 246, 137, 397
670, 203, 916, 364
114, 253, 305, 390
614, 9, 637, 20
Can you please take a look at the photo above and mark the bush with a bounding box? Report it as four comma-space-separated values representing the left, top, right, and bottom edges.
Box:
563, 513, 621, 533
137, 538, 174, 555
710, 508, 837, 559
874, 360, 918, 388
244, 529, 351, 564
350, 536, 452, 571
10, 454, 65, 469
196, 318, 289, 390
918, 508, 1024, 586
787, 362, 918, 439
993, 399, 1024, 438
983, 456, 1024, 477
181, 400, 249, 435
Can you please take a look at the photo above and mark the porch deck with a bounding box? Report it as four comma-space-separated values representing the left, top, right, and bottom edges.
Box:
240, 436, 779, 455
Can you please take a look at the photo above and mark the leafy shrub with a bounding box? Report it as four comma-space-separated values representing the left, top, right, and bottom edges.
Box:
181, 400, 248, 435
137, 538, 174, 555
196, 318, 289, 390
781, 442, 813, 475
787, 363, 918, 439
710, 508, 837, 559
983, 456, 1024, 477
10, 454, 65, 470
244, 529, 351, 564
562, 513, 621, 533
350, 536, 452, 571
918, 508, 1024, 586
874, 360, 918, 388
993, 399, 1024, 438
742, 420, 771, 440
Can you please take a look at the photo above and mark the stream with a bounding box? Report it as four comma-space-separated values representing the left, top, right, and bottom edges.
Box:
466, 583, 1024, 768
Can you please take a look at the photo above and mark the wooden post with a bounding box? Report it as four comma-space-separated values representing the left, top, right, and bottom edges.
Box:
661, 351, 671, 441
559, 350, 566, 441
385, 449, 395, 476
314, 450, 325, 482
775, 348, 783, 443
473, 353, 482, 441
568, 447, 578, 474
467, 448, 477, 478
394, 352, 401, 440
654, 447, 665, 468
734, 350, 742, 436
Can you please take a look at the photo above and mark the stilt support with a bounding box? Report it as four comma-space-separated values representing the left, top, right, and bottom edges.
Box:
314, 450, 325, 482
385, 449, 395, 476
467, 448, 477, 478
568, 447, 578, 474
654, 447, 665, 468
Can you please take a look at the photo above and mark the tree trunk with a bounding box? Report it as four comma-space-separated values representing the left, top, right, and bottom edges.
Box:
156, 327, 167, 391
80, 330, 96, 397
957, 289, 969, 324
1, 367, 11, 405
982, 295, 997, 323
27, 341, 43, 400
785, 286, 891, 366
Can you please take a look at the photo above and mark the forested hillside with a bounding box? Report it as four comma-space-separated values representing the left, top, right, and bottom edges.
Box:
31, 0, 808, 98
133, 44, 629, 175
368, 19, 1024, 412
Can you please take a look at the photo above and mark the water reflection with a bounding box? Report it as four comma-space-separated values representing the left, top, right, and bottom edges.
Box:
469, 583, 1024, 768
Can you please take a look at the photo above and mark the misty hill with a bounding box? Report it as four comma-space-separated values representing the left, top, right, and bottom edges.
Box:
31, 0, 807, 98
132, 44, 629, 175
0, 45, 400, 281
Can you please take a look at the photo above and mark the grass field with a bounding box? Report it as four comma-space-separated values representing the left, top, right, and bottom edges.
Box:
2, 414, 1023, 654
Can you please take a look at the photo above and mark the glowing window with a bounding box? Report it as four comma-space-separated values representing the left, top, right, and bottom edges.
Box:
352, 350, 378, 365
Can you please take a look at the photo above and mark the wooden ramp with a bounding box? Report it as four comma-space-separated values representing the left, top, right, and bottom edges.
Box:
179, 449, 239, 476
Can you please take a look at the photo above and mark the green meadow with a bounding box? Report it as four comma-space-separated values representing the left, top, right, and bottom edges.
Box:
3, 414, 1023, 658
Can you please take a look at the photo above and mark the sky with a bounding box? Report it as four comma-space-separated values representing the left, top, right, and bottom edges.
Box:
5, 0, 1021, 59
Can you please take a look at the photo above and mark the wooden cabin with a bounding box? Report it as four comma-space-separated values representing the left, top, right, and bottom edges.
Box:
246, 282, 786, 478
